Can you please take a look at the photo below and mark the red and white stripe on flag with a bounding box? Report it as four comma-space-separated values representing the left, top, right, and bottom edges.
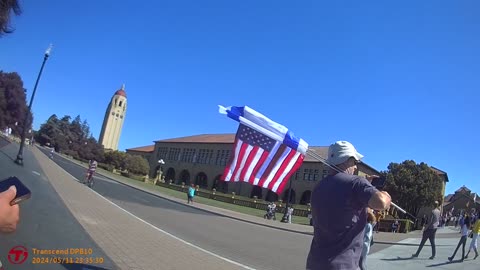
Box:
221, 124, 305, 194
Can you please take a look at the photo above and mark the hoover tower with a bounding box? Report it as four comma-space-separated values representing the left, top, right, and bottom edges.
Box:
99, 84, 127, 150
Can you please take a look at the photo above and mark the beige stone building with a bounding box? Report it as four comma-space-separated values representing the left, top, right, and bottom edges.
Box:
126, 134, 380, 205
99, 85, 127, 151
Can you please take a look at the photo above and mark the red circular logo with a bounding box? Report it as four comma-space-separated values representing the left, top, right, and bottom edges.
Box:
8, 246, 28, 264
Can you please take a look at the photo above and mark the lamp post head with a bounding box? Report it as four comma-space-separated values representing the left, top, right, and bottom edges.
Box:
158, 159, 165, 165
45, 44, 53, 57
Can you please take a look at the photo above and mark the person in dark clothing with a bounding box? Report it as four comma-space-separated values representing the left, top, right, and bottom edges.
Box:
448, 216, 471, 262
306, 141, 392, 270
421, 214, 427, 229
412, 201, 441, 259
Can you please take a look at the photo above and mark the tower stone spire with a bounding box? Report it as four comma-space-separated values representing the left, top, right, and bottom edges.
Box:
99, 85, 127, 150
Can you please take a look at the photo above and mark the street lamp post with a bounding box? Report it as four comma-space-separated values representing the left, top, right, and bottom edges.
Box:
15, 44, 53, 166
157, 159, 165, 181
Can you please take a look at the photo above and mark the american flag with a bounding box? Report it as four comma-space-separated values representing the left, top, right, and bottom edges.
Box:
222, 124, 305, 194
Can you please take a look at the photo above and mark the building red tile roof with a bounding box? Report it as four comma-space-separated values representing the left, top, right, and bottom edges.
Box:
154, 134, 329, 158
144, 134, 379, 172
430, 166, 449, 182
155, 134, 236, 144
304, 146, 328, 162
126, 145, 154, 153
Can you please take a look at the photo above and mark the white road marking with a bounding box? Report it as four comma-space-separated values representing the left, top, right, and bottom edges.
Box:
32, 171, 41, 176
93, 189, 257, 270
57, 159, 257, 270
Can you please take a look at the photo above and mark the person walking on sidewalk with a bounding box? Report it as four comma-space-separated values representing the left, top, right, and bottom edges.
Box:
187, 184, 195, 204
287, 206, 294, 224
465, 212, 480, 260
448, 215, 471, 262
412, 201, 441, 259
306, 141, 391, 270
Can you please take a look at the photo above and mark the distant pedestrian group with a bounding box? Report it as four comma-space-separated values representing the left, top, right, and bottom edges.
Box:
264, 202, 277, 220
412, 204, 479, 263
448, 212, 479, 262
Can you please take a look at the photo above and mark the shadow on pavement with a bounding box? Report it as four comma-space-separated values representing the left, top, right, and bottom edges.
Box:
61, 263, 113, 270
426, 259, 465, 267
0, 149, 15, 162
381, 256, 417, 261
0, 136, 10, 147
375, 241, 452, 247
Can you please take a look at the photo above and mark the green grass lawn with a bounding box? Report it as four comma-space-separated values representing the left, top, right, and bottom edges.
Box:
62, 154, 311, 226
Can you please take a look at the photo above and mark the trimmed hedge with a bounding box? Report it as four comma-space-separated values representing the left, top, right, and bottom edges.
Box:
377, 219, 414, 233
156, 182, 311, 217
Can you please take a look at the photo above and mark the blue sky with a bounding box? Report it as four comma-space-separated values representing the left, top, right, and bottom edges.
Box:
1, 1, 478, 195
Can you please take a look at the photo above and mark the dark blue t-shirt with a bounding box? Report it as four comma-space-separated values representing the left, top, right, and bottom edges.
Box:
306, 173, 378, 270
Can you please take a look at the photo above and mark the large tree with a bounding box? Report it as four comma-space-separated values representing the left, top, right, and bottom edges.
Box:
35, 114, 104, 161
104, 151, 127, 170
383, 160, 443, 217
0, 0, 22, 36
35, 114, 149, 176
0, 71, 32, 136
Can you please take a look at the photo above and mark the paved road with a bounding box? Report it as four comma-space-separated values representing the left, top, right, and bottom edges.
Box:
36, 147, 480, 270
42, 148, 313, 270
0, 138, 117, 270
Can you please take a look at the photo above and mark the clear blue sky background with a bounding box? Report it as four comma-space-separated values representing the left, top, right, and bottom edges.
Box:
1, 1, 478, 195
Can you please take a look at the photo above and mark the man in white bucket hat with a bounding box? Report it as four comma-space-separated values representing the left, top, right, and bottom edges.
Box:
306, 141, 392, 270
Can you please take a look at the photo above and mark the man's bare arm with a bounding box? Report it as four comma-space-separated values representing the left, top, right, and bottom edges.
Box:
368, 191, 392, 210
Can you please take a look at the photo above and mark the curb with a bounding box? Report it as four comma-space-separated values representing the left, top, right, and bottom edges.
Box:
106, 179, 314, 236
44, 147, 315, 236
40, 147, 418, 245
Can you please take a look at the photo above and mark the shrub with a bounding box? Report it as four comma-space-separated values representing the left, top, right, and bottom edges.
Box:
98, 162, 114, 172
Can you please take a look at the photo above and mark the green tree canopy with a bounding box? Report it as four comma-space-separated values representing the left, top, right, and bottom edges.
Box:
35, 114, 104, 161
104, 151, 126, 170
123, 154, 149, 175
0, 71, 32, 136
36, 114, 149, 176
383, 160, 443, 217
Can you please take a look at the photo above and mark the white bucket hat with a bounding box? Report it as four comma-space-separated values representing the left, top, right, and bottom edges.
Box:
326, 141, 364, 166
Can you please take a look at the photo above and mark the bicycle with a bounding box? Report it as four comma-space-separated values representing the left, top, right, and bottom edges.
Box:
82, 170, 95, 188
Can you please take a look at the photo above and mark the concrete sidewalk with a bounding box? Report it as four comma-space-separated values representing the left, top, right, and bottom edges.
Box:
368, 229, 479, 270
31, 146, 251, 270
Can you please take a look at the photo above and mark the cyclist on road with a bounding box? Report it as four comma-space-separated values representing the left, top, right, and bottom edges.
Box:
86, 159, 98, 183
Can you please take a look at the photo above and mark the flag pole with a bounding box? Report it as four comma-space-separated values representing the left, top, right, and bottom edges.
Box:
280, 179, 293, 223
305, 150, 413, 218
